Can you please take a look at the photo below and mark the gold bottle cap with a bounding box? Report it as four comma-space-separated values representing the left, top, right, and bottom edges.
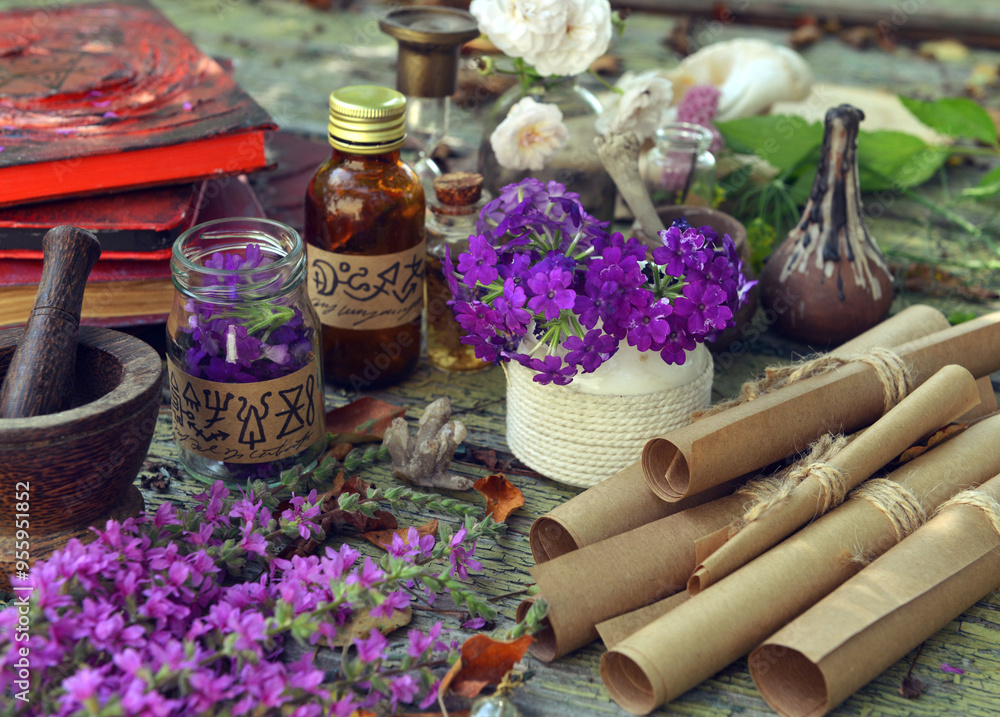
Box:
327, 85, 407, 154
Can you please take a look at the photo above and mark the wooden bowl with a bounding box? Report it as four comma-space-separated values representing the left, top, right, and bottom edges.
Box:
0, 326, 162, 589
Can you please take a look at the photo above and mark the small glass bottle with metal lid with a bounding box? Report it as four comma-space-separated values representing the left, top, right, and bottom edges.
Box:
304, 85, 426, 390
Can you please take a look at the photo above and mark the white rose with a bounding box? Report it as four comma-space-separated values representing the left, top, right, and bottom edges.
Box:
526, 0, 613, 77
470, 0, 568, 64
596, 70, 676, 141
490, 97, 569, 171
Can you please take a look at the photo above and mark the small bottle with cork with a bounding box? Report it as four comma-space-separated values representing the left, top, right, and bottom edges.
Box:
425, 171, 491, 373
304, 85, 425, 390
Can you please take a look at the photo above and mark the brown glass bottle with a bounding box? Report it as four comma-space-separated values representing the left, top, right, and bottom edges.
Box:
304, 86, 425, 390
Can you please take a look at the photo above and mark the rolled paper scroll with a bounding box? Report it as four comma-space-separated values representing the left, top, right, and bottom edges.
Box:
596, 592, 689, 649
963, 375, 998, 421
528, 463, 741, 563
688, 363, 982, 594
601, 414, 1000, 716
749, 473, 1000, 717
526, 488, 752, 661
529, 304, 952, 563
643, 310, 1000, 503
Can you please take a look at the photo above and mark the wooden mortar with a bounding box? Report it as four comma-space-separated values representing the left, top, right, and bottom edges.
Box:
0, 326, 162, 589
0, 225, 163, 590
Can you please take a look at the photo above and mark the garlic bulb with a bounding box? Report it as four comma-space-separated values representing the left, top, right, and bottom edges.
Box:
664, 39, 812, 121
759, 104, 894, 346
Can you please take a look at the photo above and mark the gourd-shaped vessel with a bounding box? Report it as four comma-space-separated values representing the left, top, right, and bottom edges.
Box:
759, 104, 893, 346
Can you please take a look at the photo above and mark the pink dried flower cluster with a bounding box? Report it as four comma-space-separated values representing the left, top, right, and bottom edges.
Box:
0, 479, 498, 716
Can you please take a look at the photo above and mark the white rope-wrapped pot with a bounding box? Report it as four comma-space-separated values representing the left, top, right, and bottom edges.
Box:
505, 343, 713, 487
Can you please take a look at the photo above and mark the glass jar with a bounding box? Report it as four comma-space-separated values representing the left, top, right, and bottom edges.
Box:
166, 217, 326, 486
425, 172, 491, 373
642, 122, 716, 208
478, 77, 617, 222
304, 85, 425, 391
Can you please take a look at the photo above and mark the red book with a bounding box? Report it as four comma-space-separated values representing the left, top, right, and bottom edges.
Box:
0, 0, 276, 208
0, 174, 267, 259
0, 174, 267, 328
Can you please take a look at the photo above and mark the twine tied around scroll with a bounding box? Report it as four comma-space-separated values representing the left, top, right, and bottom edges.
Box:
693, 347, 914, 420
738, 433, 849, 526
935, 488, 1000, 538
853, 478, 928, 542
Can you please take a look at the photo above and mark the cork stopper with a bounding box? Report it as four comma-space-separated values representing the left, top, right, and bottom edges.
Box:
432, 172, 484, 214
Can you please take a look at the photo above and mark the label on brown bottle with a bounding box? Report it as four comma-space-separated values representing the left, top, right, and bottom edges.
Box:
306, 242, 425, 330
168, 359, 324, 464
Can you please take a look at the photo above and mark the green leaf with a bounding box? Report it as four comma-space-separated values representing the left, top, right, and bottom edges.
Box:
857, 130, 948, 191
716, 115, 823, 174
899, 96, 998, 147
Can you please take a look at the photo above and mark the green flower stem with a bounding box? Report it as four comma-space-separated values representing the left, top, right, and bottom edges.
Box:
588, 67, 619, 93
224, 304, 295, 340
899, 185, 983, 238
862, 164, 983, 238
564, 229, 585, 257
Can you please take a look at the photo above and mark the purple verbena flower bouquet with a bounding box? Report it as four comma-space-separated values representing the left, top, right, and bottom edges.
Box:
445, 178, 755, 386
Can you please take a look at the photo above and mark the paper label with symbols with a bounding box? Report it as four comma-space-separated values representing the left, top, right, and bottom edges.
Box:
306, 241, 424, 330
167, 359, 324, 464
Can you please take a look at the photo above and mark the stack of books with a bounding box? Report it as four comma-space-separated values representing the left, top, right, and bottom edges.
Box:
0, 0, 276, 328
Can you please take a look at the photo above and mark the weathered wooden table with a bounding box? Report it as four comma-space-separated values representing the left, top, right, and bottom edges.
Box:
6, 0, 1000, 714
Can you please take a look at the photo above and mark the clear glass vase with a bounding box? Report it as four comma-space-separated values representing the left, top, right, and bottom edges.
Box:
478, 77, 617, 222
642, 122, 716, 208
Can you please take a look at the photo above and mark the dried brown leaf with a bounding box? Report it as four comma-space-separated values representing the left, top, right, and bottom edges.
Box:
899, 675, 926, 699
439, 634, 534, 699
897, 423, 967, 464
339, 607, 412, 647
470, 448, 500, 471
918, 38, 969, 62
362, 519, 439, 552
894, 261, 999, 301
325, 398, 406, 443
474, 474, 525, 523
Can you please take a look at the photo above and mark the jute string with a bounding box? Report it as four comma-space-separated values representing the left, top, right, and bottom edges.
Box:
935, 488, 1000, 538
739, 433, 849, 525
852, 478, 928, 542
693, 347, 914, 420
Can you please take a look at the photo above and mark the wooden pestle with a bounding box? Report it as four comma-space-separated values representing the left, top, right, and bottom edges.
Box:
0, 226, 101, 418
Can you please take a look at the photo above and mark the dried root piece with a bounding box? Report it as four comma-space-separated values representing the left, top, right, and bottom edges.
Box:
383, 397, 472, 490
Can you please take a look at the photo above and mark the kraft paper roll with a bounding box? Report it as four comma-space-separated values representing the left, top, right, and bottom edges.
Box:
749, 473, 1000, 717
528, 305, 952, 563
601, 414, 1000, 716
643, 310, 1000, 503
828, 303, 949, 357
688, 364, 982, 594
963, 375, 998, 421
528, 462, 742, 563
596, 592, 689, 649
526, 489, 751, 661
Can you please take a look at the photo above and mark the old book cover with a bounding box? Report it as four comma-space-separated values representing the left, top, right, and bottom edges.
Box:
0, 183, 202, 257
0, 0, 276, 207
0, 174, 267, 328
0, 173, 267, 259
